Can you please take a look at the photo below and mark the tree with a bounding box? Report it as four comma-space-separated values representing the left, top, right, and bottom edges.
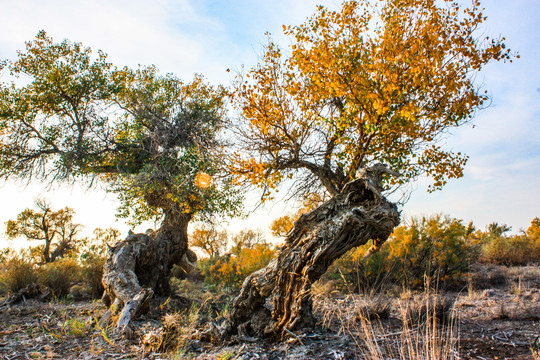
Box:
190, 225, 229, 257
0, 31, 119, 180
527, 217, 540, 242
486, 222, 512, 238
231, 0, 515, 196
230, 228, 266, 252
269, 215, 294, 238
270, 193, 325, 237
225, 0, 514, 337
5, 199, 81, 263
0, 31, 241, 333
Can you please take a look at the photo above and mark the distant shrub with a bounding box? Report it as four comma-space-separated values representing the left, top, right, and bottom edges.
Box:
75, 227, 117, 298
478, 218, 540, 266
40, 258, 80, 298
200, 243, 276, 289
0, 256, 40, 295
322, 244, 392, 293
480, 235, 540, 265
389, 215, 478, 288
468, 264, 508, 289
80, 253, 106, 298
0, 226, 115, 299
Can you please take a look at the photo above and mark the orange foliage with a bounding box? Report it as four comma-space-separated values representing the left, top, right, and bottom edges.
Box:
190, 226, 228, 257
231, 0, 516, 199
199, 243, 276, 289
270, 193, 326, 237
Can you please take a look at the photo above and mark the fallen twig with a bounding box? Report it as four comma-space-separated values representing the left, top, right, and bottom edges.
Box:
283, 327, 305, 346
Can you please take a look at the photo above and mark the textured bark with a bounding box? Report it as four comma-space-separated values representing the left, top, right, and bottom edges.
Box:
101, 213, 197, 335
227, 165, 400, 338
117, 288, 154, 338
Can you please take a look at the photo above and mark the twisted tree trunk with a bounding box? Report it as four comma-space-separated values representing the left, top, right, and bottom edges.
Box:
226, 168, 400, 338
101, 211, 198, 336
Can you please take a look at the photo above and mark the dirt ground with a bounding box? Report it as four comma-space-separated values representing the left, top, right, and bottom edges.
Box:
0, 264, 538, 360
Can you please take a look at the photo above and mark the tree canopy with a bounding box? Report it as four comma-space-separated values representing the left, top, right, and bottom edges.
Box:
0, 31, 241, 226
230, 0, 516, 199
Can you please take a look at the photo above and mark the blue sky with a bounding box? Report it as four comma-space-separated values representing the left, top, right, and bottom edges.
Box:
0, 0, 539, 247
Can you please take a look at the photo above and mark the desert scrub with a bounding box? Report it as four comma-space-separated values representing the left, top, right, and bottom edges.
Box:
0, 249, 82, 298
0, 255, 40, 295
199, 242, 276, 289
324, 214, 478, 292
40, 258, 81, 298
477, 218, 540, 266
79, 252, 106, 298
480, 234, 540, 265
468, 264, 509, 289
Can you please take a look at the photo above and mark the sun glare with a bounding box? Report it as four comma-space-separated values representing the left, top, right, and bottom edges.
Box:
194, 171, 212, 189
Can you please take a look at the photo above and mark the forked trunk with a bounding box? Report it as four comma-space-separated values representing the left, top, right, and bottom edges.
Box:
226, 168, 400, 338
101, 209, 197, 336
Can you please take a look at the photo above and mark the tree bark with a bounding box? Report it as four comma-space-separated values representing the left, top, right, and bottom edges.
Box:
226, 166, 400, 338
101, 211, 197, 335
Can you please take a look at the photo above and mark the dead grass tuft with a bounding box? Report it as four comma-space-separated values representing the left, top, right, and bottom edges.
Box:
469, 264, 508, 289
314, 282, 459, 359
0, 257, 40, 295
399, 294, 456, 327
143, 307, 197, 353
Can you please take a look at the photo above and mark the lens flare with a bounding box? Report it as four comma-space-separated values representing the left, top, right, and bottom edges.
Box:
194, 172, 212, 189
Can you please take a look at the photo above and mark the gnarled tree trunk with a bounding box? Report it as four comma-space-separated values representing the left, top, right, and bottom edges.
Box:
226, 170, 400, 338
101, 211, 198, 336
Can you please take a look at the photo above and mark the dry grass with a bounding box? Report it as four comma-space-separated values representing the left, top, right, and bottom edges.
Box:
362, 291, 458, 360
315, 285, 459, 360
143, 312, 188, 353
0, 257, 40, 294
468, 263, 509, 289
171, 278, 214, 300
398, 294, 455, 327
358, 315, 459, 360
143, 305, 201, 353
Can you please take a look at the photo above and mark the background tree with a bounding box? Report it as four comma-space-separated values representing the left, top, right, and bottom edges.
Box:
226, 0, 515, 337
527, 218, 540, 242
190, 225, 229, 257
5, 199, 81, 263
0, 32, 241, 333
270, 193, 325, 237
230, 228, 266, 252
0, 31, 119, 180
485, 222, 512, 238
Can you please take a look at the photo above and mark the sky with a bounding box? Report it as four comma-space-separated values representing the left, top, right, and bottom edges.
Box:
0, 0, 539, 249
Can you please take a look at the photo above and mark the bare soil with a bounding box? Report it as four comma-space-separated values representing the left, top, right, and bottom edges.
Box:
1, 264, 538, 360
